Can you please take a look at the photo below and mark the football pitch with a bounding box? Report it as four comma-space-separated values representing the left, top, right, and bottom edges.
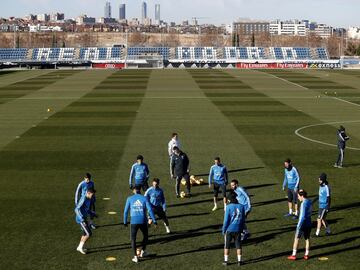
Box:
0, 68, 359, 270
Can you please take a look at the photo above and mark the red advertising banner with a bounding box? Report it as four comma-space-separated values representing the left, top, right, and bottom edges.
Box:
236, 63, 308, 69
92, 63, 125, 69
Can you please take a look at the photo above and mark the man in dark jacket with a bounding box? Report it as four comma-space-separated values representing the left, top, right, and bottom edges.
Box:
334, 126, 350, 168
170, 146, 191, 198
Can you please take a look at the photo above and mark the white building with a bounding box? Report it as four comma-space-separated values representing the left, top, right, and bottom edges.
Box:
104, 1, 112, 18
76, 15, 96, 25
270, 20, 307, 36
29, 24, 63, 32
37, 14, 50, 22
348, 27, 360, 39
50, 13, 65, 22
312, 24, 332, 38
155, 4, 161, 25
141, 1, 147, 24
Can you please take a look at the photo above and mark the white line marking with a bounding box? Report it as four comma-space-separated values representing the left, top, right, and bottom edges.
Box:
332, 96, 360, 108
263, 72, 309, 90
295, 120, 360, 151
260, 71, 360, 108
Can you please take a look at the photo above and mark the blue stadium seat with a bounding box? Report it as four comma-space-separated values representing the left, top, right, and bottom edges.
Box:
0, 48, 28, 61
127, 47, 170, 59
315, 48, 329, 60
79, 47, 124, 61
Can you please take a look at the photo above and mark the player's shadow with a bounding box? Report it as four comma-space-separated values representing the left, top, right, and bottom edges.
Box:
168, 198, 213, 208
194, 166, 265, 177
167, 212, 210, 220
146, 226, 295, 261
332, 226, 360, 236
244, 183, 276, 190
247, 217, 276, 224
328, 201, 360, 212
148, 224, 222, 245
343, 163, 360, 168
243, 235, 360, 264
97, 223, 123, 228
86, 243, 130, 254
252, 197, 286, 207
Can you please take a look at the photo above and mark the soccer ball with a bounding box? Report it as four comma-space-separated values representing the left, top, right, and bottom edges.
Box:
136, 249, 141, 256
180, 191, 186, 198
181, 179, 187, 186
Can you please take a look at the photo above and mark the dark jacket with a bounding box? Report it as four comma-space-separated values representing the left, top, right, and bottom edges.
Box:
171, 152, 190, 176
337, 129, 349, 149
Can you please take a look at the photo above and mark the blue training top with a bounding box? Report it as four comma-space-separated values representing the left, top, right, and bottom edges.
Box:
319, 184, 331, 209
144, 186, 166, 211
234, 186, 251, 214
129, 163, 150, 186
75, 180, 95, 205
75, 194, 94, 224
208, 164, 228, 185
297, 199, 312, 230
283, 166, 300, 190
222, 203, 245, 234
123, 193, 156, 225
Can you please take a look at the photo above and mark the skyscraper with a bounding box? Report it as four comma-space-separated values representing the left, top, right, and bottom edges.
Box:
141, 1, 147, 24
104, 1, 111, 18
119, 4, 126, 20
155, 4, 161, 25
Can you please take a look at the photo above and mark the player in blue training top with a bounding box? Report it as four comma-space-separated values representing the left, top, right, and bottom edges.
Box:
124, 186, 157, 263
222, 191, 246, 266
75, 173, 97, 229
334, 125, 350, 168
230, 179, 251, 241
288, 189, 312, 261
144, 178, 171, 234
208, 157, 228, 211
316, 173, 331, 236
282, 158, 300, 218
129, 155, 150, 192
74, 188, 96, 255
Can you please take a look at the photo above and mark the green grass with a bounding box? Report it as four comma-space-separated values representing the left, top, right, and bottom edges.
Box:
0, 69, 359, 270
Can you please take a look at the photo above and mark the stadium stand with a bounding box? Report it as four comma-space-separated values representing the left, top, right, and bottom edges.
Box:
127, 47, 170, 60
223, 47, 267, 60
79, 47, 123, 61
31, 48, 76, 62
314, 48, 329, 60
0, 47, 332, 67
0, 48, 28, 61
269, 47, 315, 60
176, 47, 217, 60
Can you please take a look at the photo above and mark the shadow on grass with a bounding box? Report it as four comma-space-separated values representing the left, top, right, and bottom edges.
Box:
243, 235, 360, 264
168, 198, 213, 208
244, 183, 276, 190
330, 202, 360, 212
195, 166, 265, 177
167, 212, 210, 220
97, 223, 123, 228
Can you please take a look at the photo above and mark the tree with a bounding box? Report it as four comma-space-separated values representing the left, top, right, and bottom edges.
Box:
15, 34, 20, 48
251, 32, 255, 47
52, 33, 57, 48
345, 42, 357, 56
232, 33, 239, 47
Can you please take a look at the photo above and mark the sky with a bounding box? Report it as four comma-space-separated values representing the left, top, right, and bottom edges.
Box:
1, 0, 359, 27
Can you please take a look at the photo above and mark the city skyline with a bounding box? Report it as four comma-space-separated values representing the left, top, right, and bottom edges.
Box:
1, 0, 359, 27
